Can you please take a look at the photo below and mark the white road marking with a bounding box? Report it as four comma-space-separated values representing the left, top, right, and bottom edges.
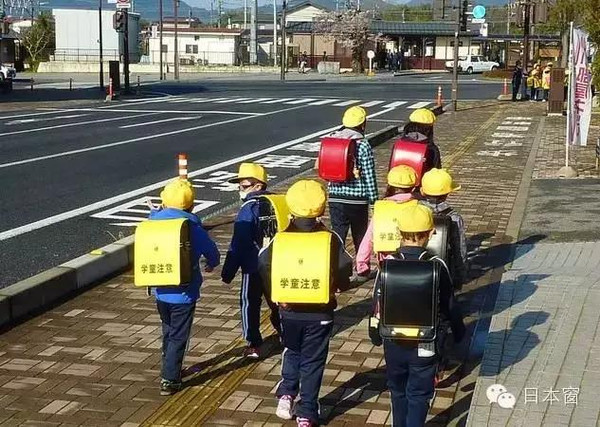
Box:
496, 126, 529, 132
285, 98, 318, 105
360, 100, 385, 107
60, 108, 262, 116
0, 107, 396, 241
102, 96, 182, 108
0, 109, 72, 121
5, 114, 89, 126
333, 100, 360, 106
407, 101, 431, 109
309, 99, 340, 106
119, 116, 198, 129
262, 98, 294, 104
215, 97, 251, 103
0, 112, 163, 138
190, 98, 229, 103
238, 98, 272, 103
386, 101, 408, 109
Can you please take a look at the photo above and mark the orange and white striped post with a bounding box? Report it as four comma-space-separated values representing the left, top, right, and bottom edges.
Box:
108, 77, 113, 98
436, 86, 443, 107
503, 78, 508, 95
178, 153, 188, 179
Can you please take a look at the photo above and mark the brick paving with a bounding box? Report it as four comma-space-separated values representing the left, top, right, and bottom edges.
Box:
467, 242, 600, 426
532, 112, 600, 179
0, 101, 548, 426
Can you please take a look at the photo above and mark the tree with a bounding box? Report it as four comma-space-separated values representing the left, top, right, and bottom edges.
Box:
22, 11, 54, 72
314, 9, 382, 73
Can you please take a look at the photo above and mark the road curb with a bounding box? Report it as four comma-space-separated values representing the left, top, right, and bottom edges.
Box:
0, 125, 400, 330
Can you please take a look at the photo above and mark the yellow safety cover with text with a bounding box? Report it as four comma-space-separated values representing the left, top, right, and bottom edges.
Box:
271, 231, 331, 304
261, 194, 291, 232
373, 200, 405, 253
134, 218, 192, 287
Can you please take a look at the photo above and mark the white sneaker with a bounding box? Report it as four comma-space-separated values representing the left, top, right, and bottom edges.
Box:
276, 395, 295, 420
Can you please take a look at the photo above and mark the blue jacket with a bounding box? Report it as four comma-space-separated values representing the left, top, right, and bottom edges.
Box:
149, 208, 220, 304
221, 190, 269, 283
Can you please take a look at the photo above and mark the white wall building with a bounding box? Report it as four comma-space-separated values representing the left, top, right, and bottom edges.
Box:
52, 8, 140, 62
147, 28, 242, 66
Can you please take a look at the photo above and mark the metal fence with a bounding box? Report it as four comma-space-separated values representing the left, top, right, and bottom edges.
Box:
52, 49, 121, 63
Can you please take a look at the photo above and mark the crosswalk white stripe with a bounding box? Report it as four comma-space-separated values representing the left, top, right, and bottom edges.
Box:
261, 98, 295, 104
407, 101, 431, 109
215, 97, 251, 103
309, 99, 340, 105
169, 98, 196, 103
333, 99, 361, 106
386, 101, 408, 108
360, 100, 385, 107
285, 98, 318, 105
238, 98, 272, 103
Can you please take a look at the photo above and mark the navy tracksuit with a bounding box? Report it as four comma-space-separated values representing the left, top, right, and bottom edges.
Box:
222, 190, 280, 347
259, 218, 353, 424
378, 246, 465, 427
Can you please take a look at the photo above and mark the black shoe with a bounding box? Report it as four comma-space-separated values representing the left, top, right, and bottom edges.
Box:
160, 379, 182, 396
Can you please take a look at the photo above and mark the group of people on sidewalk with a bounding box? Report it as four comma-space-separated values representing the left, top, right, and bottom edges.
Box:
512, 60, 555, 102
139, 105, 467, 427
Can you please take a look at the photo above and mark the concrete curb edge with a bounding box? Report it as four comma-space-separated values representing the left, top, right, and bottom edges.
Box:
0, 125, 402, 330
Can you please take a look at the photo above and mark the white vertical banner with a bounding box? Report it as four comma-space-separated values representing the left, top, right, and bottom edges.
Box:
567, 25, 592, 147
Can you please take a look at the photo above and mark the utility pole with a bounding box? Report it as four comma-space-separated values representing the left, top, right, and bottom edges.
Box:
451, 0, 460, 111
217, 0, 222, 27
244, 0, 247, 29
98, 0, 104, 89
506, 0, 510, 34
123, 9, 130, 92
523, 0, 530, 69
250, 0, 257, 63
159, 0, 163, 79
174, 0, 179, 80
273, 0, 277, 66
280, 0, 286, 80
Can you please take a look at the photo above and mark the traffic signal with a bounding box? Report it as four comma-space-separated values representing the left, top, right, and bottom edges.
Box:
113, 11, 125, 32
460, 0, 468, 32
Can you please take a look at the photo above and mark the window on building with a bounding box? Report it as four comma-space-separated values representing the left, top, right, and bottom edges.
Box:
194, 35, 200, 41
161, 44, 168, 53
185, 45, 199, 54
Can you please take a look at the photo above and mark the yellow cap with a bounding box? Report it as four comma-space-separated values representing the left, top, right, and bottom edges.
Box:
387, 165, 417, 188
286, 180, 326, 218
409, 108, 436, 125
398, 204, 434, 233
342, 106, 367, 128
228, 162, 268, 184
421, 168, 461, 196
160, 179, 195, 210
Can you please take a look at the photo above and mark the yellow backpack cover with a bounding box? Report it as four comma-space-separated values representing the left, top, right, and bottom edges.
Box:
373, 200, 405, 253
271, 231, 332, 304
134, 218, 192, 287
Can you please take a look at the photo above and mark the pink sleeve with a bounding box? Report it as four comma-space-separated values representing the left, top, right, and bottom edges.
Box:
356, 219, 375, 274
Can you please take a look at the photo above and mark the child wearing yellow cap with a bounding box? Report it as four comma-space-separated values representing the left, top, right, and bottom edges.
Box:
150, 178, 220, 396
222, 162, 281, 359
258, 180, 353, 427
402, 108, 442, 173
370, 203, 465, 427
355, 165, 417, 276
419, 168, 467, 288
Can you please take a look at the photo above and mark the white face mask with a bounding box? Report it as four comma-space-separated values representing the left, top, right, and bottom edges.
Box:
239, 190, 248, 200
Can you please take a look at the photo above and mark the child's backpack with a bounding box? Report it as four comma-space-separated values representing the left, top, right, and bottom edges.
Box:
134, 218, 192, 287
317, 137, 357, 183
389, 139, 428, 185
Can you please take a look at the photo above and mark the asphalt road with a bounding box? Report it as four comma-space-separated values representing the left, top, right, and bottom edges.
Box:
0, 78, 500, 288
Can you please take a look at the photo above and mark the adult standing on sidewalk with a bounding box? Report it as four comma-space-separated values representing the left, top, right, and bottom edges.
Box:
512, 60, 523, 102
326, 106, 378, 272
148, 179, 221, 396
222, 163, 281, 359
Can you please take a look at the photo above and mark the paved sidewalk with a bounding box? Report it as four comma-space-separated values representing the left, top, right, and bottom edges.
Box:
467, 241, 600, 426
0, 101, 547, 426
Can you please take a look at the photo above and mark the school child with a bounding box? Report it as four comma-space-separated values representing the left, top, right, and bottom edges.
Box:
144, 179, 220, 395
221, 163, 281, 359
418, 168, 468, 289
370, 204, 465, 427
356, 165, 418, 276
259, 180, 353, 427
